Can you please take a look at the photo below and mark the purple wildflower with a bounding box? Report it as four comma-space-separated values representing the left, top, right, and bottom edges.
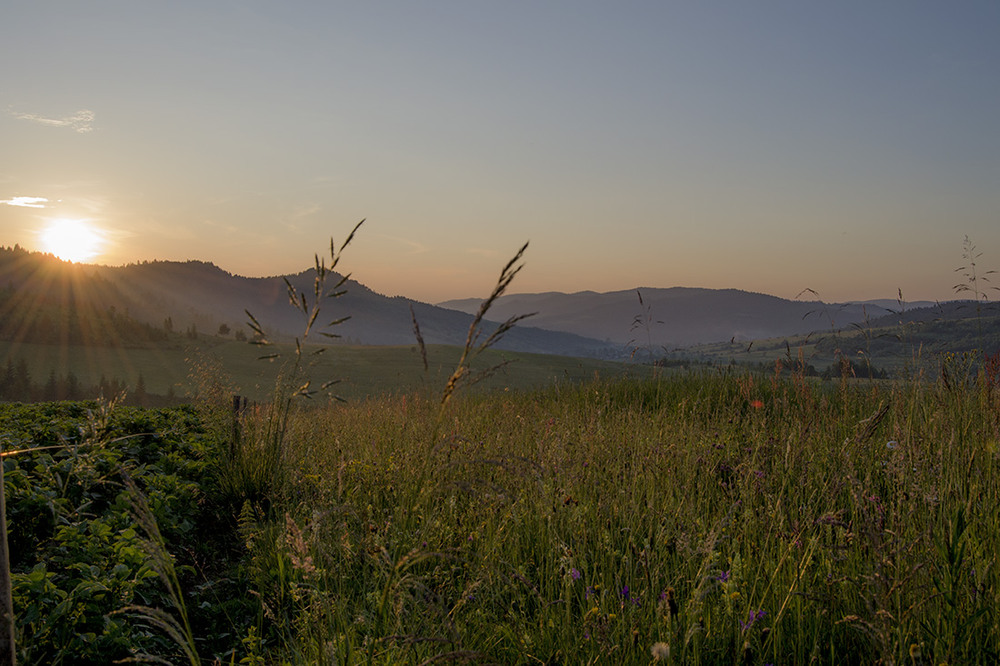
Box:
716, 570, 731, 583
740, 609, 767, 632
571, 568, 581, 581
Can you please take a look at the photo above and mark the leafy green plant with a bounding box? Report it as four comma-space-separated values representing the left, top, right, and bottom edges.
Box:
116, 473, 198, 666
1, 401, 221, 664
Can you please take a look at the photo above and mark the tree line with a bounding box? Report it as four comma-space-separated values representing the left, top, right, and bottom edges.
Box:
0, 357, 181, 406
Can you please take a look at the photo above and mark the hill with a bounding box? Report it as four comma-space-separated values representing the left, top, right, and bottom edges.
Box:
438, 287, 910, 349
679, 299, 1000, 375
5, 246, 990, 388
0, 246, 614, 358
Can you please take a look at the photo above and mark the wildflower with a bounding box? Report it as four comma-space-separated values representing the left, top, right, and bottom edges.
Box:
650, 642, 670, 661
739, 609, 766, 632
750, 399, 764, 409
284, 513, 317, 578
886, 440, 898, 449
716, 570, 731, 583
621, 585, 630, 600
571, 568, 581, 581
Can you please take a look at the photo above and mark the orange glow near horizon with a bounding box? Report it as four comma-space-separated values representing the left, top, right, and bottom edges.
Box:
39, 219, 106, 263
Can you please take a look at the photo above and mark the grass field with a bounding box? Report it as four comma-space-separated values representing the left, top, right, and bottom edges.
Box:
4, 351, 999, 664
0, 337, 654, 401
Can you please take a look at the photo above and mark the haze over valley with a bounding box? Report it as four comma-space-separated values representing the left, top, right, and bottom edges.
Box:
3, 245, 995, 366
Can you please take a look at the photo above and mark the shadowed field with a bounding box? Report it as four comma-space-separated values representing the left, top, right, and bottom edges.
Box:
0, 338, 654, 402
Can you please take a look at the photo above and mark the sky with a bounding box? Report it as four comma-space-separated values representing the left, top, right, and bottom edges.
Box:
2, 1, 999, 304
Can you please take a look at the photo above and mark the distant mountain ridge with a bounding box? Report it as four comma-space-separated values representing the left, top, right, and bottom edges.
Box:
438, 288, 938, 349
1, 246, 955, 358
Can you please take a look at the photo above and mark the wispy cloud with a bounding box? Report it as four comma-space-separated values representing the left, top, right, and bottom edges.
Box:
0, 196, 49, 208
380, 234, 428, 255
10, 108, 95, 133
290, 204, 321, 220
279, 205, 322, 234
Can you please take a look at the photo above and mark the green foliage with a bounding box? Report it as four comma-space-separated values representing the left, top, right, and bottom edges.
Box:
0, 400, 240, 664
6, 366, 1000, 663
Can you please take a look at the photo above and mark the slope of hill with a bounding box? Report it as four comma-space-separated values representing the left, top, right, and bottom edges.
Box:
0, 247, 614, 358
814, 300, 1000, 359
680, 299, 1000, 375
0, 246, 178, 347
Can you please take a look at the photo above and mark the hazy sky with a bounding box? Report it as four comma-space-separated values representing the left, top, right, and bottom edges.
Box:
2, 2, 999, 303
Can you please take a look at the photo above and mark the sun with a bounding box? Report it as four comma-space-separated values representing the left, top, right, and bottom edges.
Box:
39, 218, 106, 263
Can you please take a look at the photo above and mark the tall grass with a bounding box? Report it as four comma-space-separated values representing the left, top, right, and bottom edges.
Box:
113, 229, 999, 663
211, 356, 997, 664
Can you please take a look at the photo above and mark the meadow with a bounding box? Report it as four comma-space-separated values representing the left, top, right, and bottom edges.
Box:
4, 234, 999, 663
0, 338, 652, 404
3, 354, 998, 664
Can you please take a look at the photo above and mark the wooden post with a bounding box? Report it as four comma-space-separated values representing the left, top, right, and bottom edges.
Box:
0, 449, 16, 666
231, 395, 245, 459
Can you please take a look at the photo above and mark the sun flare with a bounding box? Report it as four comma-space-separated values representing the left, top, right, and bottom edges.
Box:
40, 219, 106, 263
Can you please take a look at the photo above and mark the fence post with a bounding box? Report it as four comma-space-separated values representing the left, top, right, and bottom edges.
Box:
0, 447, 16, 666
231, 395, 246, 459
